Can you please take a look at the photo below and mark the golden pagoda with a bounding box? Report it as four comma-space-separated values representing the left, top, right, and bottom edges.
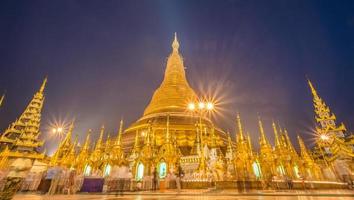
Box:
0, 78, 47, 166
233, 114, 254, 180
109, 120, 126, 166
76, 130, 92, 173
61, 135, 78, 169
50, 120, 75, 166
122, 33, 227, 157
297, 135, 323, 180
257, 118, 275, 180
89, 126, 106, 174
307, 79, 353, 180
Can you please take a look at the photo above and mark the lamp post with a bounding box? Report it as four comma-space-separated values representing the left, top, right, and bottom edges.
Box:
187, 100, 215, 175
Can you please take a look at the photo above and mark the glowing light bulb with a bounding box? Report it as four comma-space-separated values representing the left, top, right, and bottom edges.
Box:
320, 134, 329, 141
198, 102, 205, 110
206, 102, 214, 110
188, 103, 196, 111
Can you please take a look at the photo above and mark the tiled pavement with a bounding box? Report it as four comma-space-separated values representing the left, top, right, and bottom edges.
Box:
13, 189, 354, 200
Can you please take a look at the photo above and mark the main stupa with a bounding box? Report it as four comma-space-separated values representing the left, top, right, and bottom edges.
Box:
122, 34, 228, 155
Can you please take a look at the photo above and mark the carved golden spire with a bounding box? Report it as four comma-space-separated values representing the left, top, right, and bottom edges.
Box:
116, 119, 124, 146
307, 79, 346, 134
0, 94, 4, 107
236, 113, 244, 141
247, 132, 253, 157
143, 33, 197, 116
39, 77, 47, 94
50, 120, 75, 166
63, 134, 78, 168
258, 117, 268, 145
111, 121, 125, 166
272, 121, 281, 147
0, 77, 47, 157
172, 32, 180, 52
95, 125, 105, 150
82, 129, 91, 152
63, 120, 75, 146
297, 135, 312, 160
76, 129, 91, 172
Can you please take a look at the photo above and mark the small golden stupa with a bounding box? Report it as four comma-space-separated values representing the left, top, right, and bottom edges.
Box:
122, 34, 228, 155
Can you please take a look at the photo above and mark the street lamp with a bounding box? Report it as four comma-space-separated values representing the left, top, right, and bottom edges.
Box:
187, 100, 215, 175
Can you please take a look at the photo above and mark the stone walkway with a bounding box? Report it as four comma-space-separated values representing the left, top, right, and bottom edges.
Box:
13, 189, 354, 200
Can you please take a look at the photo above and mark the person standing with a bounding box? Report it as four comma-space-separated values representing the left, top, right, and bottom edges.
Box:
175, 166, 183, 193
152, 167, 158, 191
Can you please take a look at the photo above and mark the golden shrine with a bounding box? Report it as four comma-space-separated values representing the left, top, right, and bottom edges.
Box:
0, 34, 353, 190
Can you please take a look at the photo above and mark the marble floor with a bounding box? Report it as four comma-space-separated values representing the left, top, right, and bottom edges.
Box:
13, 190, 354, 200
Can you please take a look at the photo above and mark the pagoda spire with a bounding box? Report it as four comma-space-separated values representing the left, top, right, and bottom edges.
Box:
62, 120, 75, 147
172, 32, 180, 52
247, 132, 253, 157
307, 79, 345, 135
63, 134, 78, 168
236, 113, 244, 141
143, 33, 197, 116
0, 77, 47, 160
297, 135, 312, 160
75, 129, 91, 171
116, 119, 124, 146
95, 125, 105, 150
258, 117, 269, 146
0, 94, 4, 107
82, 129, 91, 152
50, 120, 75, 166
272, 121, 281, 147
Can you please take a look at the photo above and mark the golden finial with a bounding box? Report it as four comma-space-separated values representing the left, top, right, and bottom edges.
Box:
272, 121, 281, 147
96, 125, 105, 149
0, 94, 5, 107
172, 32, 180, 52
82, 129, 91, 150
39, 77, 48, 94
297, 135, 311, 158
258, 117, 267, 144
307, 78, 321, 100
236, 113, 244, 140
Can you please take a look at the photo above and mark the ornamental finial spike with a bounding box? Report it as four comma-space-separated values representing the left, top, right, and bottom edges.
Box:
39, 77, 48, 94
307, 78, 318, 98
0, 94, 4, 107
172, 32, 179, 52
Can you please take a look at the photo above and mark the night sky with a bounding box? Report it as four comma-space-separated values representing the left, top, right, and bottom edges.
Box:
0, 0, 353, 154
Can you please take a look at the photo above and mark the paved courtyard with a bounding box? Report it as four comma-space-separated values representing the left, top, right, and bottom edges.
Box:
13, 190, 354, 200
